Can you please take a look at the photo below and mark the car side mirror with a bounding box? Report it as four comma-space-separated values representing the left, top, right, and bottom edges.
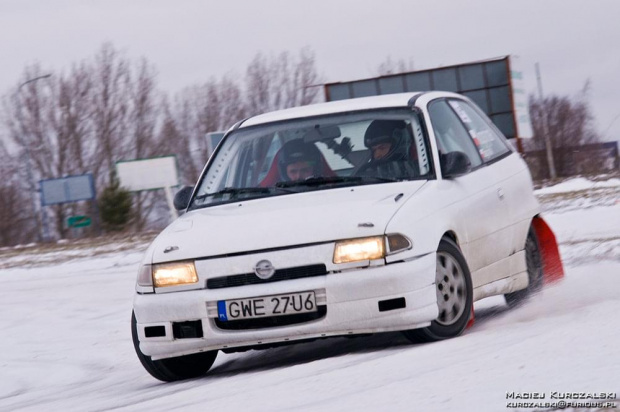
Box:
441, 151, 472, 178
173, 186, 194, 211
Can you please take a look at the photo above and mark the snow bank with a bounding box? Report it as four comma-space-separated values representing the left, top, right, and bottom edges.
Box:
535, 176, 620, 195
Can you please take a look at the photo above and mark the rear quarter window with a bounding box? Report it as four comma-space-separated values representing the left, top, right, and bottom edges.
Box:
447, 100, 511, 162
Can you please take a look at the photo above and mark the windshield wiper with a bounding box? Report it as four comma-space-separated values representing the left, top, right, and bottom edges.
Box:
194, 186, 295, 201
354, 176, 402, 183
275, 175, 400, 188
275, 176, 350, 188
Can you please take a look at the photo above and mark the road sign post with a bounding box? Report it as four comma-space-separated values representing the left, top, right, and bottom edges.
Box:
67, 215, 92, 228
67, 215, 92, 239
39, 173, 98, 240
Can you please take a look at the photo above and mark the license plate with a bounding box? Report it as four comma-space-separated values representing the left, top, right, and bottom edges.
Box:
217, 291, 317, 322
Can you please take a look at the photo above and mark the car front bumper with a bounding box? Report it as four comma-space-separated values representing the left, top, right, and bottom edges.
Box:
133, 253, 438, 360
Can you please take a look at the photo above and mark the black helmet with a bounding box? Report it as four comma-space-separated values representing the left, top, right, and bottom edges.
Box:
277, 139, 322, 181
364, 120, 409, 161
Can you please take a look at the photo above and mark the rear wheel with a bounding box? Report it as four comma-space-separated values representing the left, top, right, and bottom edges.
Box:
504, 228, 543, 307
403, 238, 473, 343
131, 312, 217, 382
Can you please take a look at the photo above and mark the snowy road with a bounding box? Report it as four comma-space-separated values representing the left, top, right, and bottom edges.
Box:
1, 181, 619, 411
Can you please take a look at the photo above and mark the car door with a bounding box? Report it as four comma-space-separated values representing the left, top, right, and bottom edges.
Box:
426, 99, 508, 284
447, 99, 538, 262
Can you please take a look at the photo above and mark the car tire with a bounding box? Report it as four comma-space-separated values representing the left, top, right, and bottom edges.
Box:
504, 228, 543, 308
131, 311, 217, 382
403, 237, 473, 343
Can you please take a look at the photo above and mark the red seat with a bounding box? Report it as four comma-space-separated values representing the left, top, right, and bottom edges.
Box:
259, 147, 336, 187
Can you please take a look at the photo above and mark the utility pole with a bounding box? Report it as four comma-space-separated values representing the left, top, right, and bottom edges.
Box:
603, 112, 620, 138
535, 63, 557, 179
14, 74, 53, 242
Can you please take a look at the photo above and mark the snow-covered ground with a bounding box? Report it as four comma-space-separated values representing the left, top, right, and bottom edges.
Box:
534, 176, 620, 195
1, 177, 619, 412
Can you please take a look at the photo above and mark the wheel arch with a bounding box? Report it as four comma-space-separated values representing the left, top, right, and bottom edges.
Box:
441, 230, 459, 246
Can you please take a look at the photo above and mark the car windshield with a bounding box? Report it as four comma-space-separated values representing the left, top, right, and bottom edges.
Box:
190, 109, 433, 209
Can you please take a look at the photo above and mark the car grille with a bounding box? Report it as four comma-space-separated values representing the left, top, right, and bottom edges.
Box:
214, 306, 327, 330
206, 264, 327, 289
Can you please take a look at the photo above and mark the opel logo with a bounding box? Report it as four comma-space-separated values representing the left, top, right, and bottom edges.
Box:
254, 260, 276, 280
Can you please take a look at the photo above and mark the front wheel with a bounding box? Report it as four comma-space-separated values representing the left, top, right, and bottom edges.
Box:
131, 312, 217, 382
403, 238, 473, 343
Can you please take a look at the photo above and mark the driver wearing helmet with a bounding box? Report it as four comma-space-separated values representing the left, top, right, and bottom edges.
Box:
356, 119, 417, 178
278, 139, 323, 182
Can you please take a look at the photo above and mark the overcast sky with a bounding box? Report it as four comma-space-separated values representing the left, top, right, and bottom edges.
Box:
1, 0, 619, 140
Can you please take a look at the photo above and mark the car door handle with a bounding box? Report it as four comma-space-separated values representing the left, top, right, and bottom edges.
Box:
497, 188, 505, 200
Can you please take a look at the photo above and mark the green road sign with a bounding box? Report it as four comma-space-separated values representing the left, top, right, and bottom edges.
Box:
67, 215, 92, 228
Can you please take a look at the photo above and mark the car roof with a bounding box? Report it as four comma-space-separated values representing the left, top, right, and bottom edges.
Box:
240, 92, 424, 128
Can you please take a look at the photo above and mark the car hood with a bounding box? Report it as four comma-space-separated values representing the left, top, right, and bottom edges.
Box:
150, 181, 427, 263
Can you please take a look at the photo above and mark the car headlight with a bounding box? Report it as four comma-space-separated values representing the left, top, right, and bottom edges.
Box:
333, 236, 385, 264
152, 261, 198, 287
333, 234, 412, 264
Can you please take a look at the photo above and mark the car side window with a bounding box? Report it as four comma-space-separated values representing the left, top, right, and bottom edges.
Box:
447, 100, 511, 162
428, 100, 482, 169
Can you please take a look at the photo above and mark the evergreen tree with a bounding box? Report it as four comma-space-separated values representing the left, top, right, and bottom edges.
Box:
98, 174, 132, 232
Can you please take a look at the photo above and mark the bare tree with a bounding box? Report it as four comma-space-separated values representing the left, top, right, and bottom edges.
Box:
52, 62, 94, 176
245, 47, 322, 116
376, 55, 415, 76
159, 97, 198, 183
0, 143, 36, 246
47, 63, 96, 238
207, 76, 248, 131
90, 43, 131, 187
6, 65, 55, 180
2, 44, 167, 239
86, 45, 169, 232
0, 44, 325, 240
164, 76, 247, 184
126, 58, 164, 230
4, 61, 101, 240
527, 82, 602, 176
3, 64, 70, 238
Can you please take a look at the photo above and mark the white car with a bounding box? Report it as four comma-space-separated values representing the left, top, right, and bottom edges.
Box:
131, 91, 564, 381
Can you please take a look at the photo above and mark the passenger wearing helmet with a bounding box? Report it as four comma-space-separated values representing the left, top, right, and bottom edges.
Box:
364, 119, 409, 161
357, 119, 417, 178
278, 139, 323, 182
